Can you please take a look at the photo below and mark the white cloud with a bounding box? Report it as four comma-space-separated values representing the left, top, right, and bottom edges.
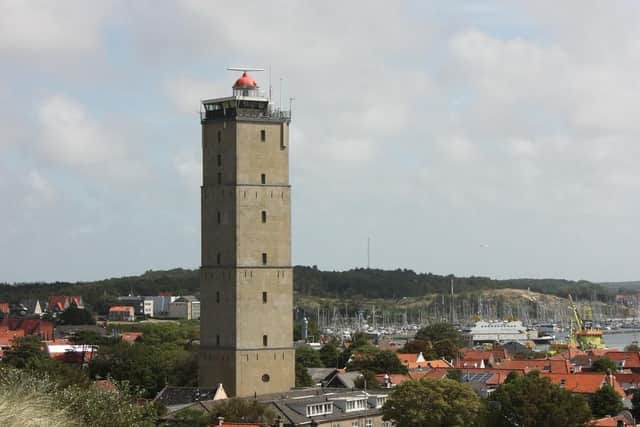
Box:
437, 134, 478, 164
23, 170, 56, 208
174, 150, 201, 190
166, 77, 229, 115
0, 1, 110, 56
38, 95, 127, 171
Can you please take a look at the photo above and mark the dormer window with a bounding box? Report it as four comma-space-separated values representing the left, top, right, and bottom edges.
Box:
306, 402, 333, 417
375, 396, 387, 408
345, 398, 367, 412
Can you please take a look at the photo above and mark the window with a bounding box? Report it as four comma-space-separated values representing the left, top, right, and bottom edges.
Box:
365, 419, 372, 427
261, 210, 267, 223
260, 129, 266, 142
217, 154, 222, 166
262, 374, 270, 383
262, 292, 267, 304
262, 253, 267, 265
383, 423, 392, 427
305, 403, 333, 417
216, 334, 220, 345
216, 291, 220, 303
351, 422, 359, 427
217, 172, 222, 184
216, 252, 221, 265
345, 399, 367, 412
263, 335, 268, 346
217, 211, 221, 224
217, 130, 221, 143
261, 173, 266, 184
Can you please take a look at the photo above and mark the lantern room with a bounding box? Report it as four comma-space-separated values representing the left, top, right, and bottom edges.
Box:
233, 71, 260, 97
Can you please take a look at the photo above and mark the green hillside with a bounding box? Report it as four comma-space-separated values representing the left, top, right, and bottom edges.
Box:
600, 281, 640, 293
0, 266, 612, 314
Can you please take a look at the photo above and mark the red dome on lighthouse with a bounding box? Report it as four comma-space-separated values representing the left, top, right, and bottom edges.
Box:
234, 71, 258, 88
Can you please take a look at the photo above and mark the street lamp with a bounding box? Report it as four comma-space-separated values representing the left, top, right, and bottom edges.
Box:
359, 374, 369, 427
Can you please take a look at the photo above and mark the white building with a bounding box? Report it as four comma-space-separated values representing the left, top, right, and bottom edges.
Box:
146, 295, 177, 318
143, 299, 154, 317
168, 296, 200, 320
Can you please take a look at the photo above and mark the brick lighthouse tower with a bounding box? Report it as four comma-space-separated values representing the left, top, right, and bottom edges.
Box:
198, 70, 295, 397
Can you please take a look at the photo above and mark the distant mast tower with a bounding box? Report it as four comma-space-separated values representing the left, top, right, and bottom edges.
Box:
199, 68, 294, 396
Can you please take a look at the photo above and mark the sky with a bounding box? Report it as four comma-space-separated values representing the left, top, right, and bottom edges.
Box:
1, 1, 640, 283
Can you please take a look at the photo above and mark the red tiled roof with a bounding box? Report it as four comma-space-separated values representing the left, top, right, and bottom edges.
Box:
375, 373, 413, 385
490, 347, 510, 360
462, 350, 493, 360
541, 372, 624, 395
109, 306, 134, 312
590, 415, 633, 426
425, 359, 452, 369
603, 351, 640, 368
396, 353, 421, 369
612, 372, 640, 387
0, 317, 54, 340
589, 349, 609, 358
378, 367, 528, 387
121, 332, 143, 343
453, 358, 485, 368
48, 296, 82, 312
495, 359, 572, 374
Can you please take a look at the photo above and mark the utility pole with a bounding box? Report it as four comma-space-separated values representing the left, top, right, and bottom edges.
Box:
367, 237, 370, 269
450, 278, 455, 324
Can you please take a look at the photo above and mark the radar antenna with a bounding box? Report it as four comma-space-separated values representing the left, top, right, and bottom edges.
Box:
227, 67, 265, 72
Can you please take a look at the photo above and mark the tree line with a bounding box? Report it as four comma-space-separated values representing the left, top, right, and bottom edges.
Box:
0, 266, 612, 313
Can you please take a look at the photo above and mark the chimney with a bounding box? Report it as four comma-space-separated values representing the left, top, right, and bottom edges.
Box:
217, 416, 224, 426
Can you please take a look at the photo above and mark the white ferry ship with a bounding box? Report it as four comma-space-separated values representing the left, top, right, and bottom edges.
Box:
467, 320, 530, 343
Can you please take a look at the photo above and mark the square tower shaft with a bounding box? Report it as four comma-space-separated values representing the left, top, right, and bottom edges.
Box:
199, 91, 294, 397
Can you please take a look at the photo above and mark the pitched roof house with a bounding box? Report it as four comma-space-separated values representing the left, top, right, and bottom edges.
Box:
48, 296, 83, 312
0, 317, 54, 340
494, 358, 574, 374
540, 372, 625, 396
108, 306, 135, 321
602, 351, 640, 370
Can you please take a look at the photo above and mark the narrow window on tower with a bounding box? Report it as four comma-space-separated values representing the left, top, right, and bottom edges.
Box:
260, 129, 266, 142
261, 174, 266, 184
217, 252, 221, 265
262, 291, 267, 304
217, 172, 222, 184
216, 334, 220, 345
262, 253, 267, 265
217, 211, 221, 224
261, 210, 267, 223
217, 130, 222, 144
216, 291, 220, 303
217, 154, 222, 167
263, 335, 268, 346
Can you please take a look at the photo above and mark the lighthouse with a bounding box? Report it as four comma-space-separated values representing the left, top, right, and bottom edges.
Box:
198, 70, 294, 396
